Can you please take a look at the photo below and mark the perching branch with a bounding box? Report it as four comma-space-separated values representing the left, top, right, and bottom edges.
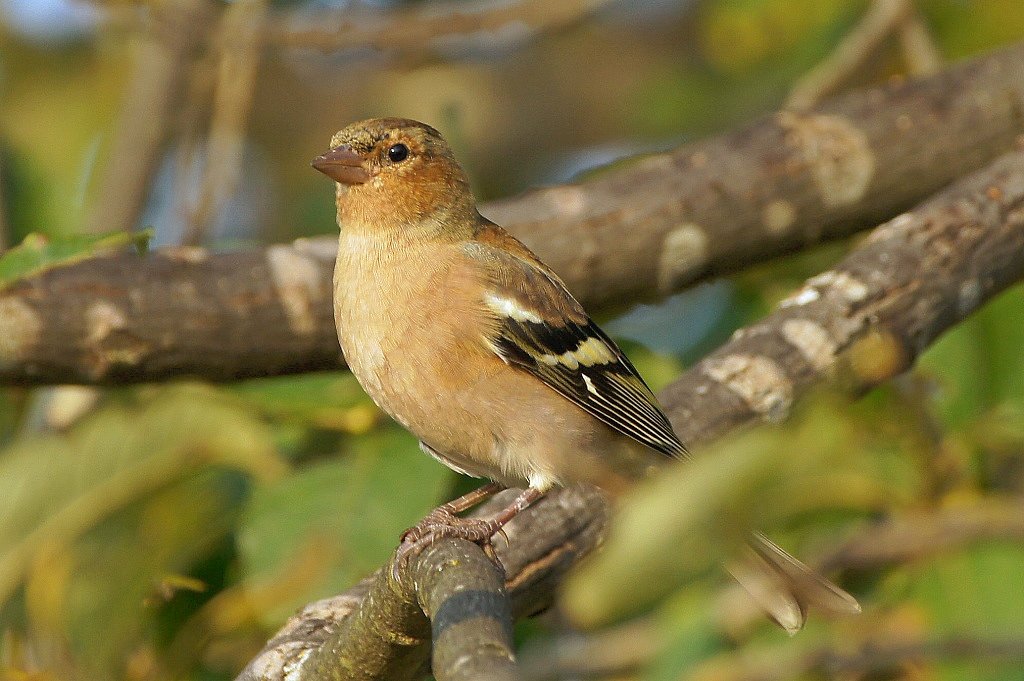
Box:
238, 145, 1024, 681
302, 540, 516, 681
3, 43, 1024, 385
237, 488, 607, 681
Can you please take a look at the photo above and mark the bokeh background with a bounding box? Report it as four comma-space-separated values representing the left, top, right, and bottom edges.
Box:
3, 1, 1024, 679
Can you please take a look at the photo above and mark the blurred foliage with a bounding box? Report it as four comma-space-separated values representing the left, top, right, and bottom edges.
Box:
237, 428, 449, 626
1, 1, 1024, 680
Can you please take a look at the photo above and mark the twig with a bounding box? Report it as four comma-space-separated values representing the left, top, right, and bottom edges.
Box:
83, 0, 212, 235
99, 0, 614, 58
0, 156, 8, 251
786, 0, 913, 111
897, 8, 943, 75
3, 43, 1024, 385
718, 494, 1024, 632
268, 0, 615, 56
182, 0, 269, 246
518, 619, 663, 681
820, 496, 1024, 572
689, 634, 1024, 681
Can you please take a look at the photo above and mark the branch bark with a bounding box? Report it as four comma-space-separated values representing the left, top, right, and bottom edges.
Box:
238, 145, 1024, 681
659, 147, 1024, 445
3, 43, 1024, 384
300, 540, 516, 681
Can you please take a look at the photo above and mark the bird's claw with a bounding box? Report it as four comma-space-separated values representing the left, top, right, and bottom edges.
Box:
392, 508, 503, 581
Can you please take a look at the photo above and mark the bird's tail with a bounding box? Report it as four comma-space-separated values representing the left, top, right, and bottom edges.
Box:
726, 532, 861, 634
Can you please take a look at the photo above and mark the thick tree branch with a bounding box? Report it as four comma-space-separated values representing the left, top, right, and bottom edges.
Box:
481, 41, 1022, 310
659, 148, 1024, 445
238, 146, 1024, 681
3, 44, 1024, 384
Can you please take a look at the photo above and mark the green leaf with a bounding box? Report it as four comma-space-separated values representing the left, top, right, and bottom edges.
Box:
0, 229, 153, 289
561, 394, 871, 627
237, 426, 451, 625
229, 372, 382, 435
38, 471, 245, 677
904, 544, 1024, 681
0, 383, 284, 608
918, 288, 1024, 430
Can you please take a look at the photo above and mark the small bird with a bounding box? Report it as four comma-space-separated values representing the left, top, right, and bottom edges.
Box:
313, 118, 859, 632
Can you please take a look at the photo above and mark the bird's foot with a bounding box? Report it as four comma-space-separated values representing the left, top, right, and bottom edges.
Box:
393, 507, 506, 580
391, 485, 545, 581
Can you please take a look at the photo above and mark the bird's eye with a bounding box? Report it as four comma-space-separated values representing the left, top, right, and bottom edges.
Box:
387, 143, 409, 163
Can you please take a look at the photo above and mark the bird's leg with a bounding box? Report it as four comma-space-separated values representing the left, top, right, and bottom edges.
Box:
399, 481, 504, 543
478, 486, 545, 531
395, 485, 545, 578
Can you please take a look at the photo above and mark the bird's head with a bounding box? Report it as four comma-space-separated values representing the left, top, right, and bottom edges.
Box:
312, 118, 476, 237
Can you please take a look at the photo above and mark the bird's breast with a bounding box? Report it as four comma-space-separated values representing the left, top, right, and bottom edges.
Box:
333, 235, 410, 414
332, 234, 484, 431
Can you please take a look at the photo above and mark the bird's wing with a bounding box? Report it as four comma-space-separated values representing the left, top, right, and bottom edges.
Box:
466, 221, 686, 459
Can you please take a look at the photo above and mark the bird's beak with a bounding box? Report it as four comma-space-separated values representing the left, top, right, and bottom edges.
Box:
311, 145, 371, 185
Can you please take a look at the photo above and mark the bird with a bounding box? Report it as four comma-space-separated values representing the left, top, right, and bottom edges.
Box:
312, 117, 860, 633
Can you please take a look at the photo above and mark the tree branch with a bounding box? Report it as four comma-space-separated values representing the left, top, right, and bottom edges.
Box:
182, 0, 269, 246
3, 43, 1024, 385
294, 540, 516, 681
237, 143, 1024, 681
686, 634, 1024, 681
820, 496, 1024, 572
236, 488, 607, 681
658, 147, 1024, 445
83, 0, 212, 235
786, 0, 915, 110
266, 0, 616, 56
